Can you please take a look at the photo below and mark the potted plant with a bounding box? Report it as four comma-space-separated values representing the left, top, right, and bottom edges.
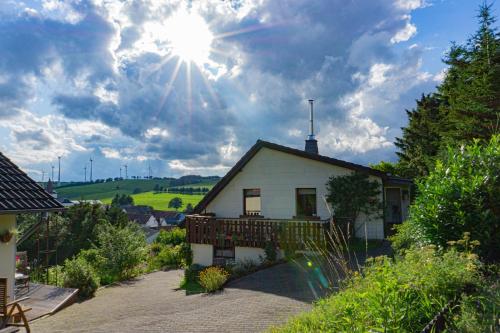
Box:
0, 227, 17, 243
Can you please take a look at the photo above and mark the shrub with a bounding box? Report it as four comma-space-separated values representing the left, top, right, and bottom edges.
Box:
155, 228, 186, 246
63, 257, 100, 298
199, 266, 229, 292
271, 246, 480, 332
264, 241, 277, 263
228, 259, 259, 278
178, 242, 193, 267
184, 264, 205, 282
391, 136, 500, 260
96, 222, 147, 281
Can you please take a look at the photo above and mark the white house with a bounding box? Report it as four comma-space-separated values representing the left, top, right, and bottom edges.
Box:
0, 152, 64, 301
186, 104, 411, 266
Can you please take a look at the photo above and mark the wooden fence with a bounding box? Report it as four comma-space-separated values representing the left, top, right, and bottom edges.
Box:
186, 215, 328, 249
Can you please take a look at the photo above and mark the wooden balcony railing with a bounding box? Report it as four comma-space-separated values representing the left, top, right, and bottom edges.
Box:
186, 215, 328, 249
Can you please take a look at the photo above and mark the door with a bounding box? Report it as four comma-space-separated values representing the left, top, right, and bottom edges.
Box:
385, 188, 402, 234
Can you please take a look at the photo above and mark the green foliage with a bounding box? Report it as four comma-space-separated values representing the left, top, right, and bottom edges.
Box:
394, 5, 499, 179
199, 266, 229, 292
105, 205, 130, 227
392, 136, 500, 260
183, 264, 205, 283
395, 93, 446, 178
168, 197, 183, 211
264, 241, 278, 263
148, 242, 192, 270
369, 160, 406, 178
326, 172, 382, 238
111, 193, 134, 206
63, 256, 100, 298
184, 203, 194, 214
445, 266, 499, 333
95, 222, 147, 281
271, 246, 480, 332
155, 228, 186, 246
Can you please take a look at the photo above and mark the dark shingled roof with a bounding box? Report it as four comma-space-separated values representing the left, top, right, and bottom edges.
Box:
194, 140, 412, 214
0, 151, 64, 214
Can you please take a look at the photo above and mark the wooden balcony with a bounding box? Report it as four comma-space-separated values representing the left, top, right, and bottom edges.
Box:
186, 215, 329, 250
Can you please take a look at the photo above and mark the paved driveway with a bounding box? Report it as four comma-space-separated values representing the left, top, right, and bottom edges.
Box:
31, 262, 327, 333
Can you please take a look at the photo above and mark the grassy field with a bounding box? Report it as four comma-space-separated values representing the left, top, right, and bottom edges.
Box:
101, 192, 205, 211
56, 179, 216, 200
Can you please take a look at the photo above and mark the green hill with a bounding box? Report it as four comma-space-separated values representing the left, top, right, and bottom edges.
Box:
55, 178, 218, 201
101, 192, 205, 211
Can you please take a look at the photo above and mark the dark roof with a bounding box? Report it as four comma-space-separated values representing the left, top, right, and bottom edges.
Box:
152, 211, 182, 220
0, 152, 64, 214
121, 205, 152, 215
194, 140, 411, 213
127, 213, 152, 225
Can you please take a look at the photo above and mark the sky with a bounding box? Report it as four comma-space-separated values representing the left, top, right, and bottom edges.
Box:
0, 0, 497, 181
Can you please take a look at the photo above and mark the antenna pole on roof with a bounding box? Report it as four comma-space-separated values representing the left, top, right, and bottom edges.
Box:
308, 99, 315, 139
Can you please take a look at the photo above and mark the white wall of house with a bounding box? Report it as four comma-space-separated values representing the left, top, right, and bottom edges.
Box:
235, 246, 284, 263
144, 216, 159, 228
204, 147, 385, 239
192, 244, 213, 266
0, 214, 16, 301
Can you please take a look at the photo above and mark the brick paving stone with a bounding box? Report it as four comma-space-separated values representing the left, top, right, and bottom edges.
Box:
30, 262, 325, 333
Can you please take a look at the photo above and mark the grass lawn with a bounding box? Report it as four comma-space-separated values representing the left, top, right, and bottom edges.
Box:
102, 191, 205, 211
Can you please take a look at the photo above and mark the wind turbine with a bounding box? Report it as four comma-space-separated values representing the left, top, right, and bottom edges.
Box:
57, 156, 61, 184
51, 165, 55, 181
84, 165, 87, 182
124, 164, 128, 180
89, 157, 93, 182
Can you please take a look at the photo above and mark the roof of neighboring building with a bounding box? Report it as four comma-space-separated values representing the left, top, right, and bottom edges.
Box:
194, 140, 412, 213
127, 213, 153, 225
121, 205, 152, 215
152, 210, 183, 220
0, 151, 64, 214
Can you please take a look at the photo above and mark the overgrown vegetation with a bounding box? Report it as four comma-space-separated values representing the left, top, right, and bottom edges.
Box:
391, 136, 500, 261
271, 244, 481, 332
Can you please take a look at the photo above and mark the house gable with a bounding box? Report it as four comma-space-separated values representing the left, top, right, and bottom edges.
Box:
200, 145, 385, 221
195, 140, 392, 215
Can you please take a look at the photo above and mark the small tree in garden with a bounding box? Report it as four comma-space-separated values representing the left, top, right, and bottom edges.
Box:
326, 172, 382, 239
184, 203, 194, 214
168, 197, 183, 211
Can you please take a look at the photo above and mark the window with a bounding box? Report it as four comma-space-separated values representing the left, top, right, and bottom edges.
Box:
243, 189, 261, 216
296, 188, 317, 217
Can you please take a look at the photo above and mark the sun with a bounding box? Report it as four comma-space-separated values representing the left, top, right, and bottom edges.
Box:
165, 9, 214, 65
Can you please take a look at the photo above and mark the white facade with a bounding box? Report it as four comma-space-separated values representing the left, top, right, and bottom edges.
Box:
192, 244, 213, 266
204, 147, 385, 239
0, 214, 16, 301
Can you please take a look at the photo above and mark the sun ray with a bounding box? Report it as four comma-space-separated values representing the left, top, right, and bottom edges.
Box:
155, 57, 183, 119
186, 60, 192, 138
192, 62, 222, 111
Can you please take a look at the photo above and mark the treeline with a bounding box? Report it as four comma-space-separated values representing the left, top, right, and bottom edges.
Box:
372, 4, 499, 179
153, 185, 210, 194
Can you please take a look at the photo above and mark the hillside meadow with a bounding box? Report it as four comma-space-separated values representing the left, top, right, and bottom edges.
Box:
102, 192, 205, 211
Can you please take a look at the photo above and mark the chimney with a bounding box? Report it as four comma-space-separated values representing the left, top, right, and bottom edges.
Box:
305, 99, 318, 154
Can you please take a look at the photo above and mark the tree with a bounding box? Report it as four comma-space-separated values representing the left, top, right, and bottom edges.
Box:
111, 194, 134, 206
326, 172, 382, 239
168, 197, 183, 211
439, 3, 500, 143
184, 203, 194, 214
395, 94, 446, 178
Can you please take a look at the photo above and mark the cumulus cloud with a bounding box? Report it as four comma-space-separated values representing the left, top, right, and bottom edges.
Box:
0, 0, 440, 179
